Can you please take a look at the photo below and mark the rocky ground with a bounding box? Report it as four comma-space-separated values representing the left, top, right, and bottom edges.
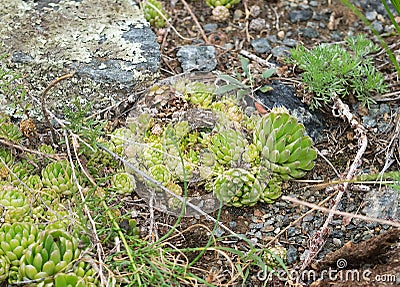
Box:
132, 0, 400, 286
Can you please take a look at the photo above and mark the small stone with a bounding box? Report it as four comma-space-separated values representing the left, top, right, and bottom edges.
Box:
203, 23, 218, 33
249, 18, 267, 31
176, 45, 217, 72
286, 245, 298, 264
309, 1, 319, 7
370, 20, 384, 34
271, 46, 290, 58
282, 38, 297, 47
250, 38, 271, 54
299, 27, 319, 38
288, 9, 313, 23
213, 227, 225, 237
229, 221, 237, 229
277, 30, 285, 40
233, 9, 244, 21
366, 11, 377, 21
333, 238, 342, 247
250, 5, 261, 17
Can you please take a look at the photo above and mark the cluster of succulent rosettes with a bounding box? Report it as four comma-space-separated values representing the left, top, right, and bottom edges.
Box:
0, 185, 30, 223
182, 82, 215, 108
144, 0, 168, 28
213, 168, 262, 207
41, 160, 79, 196
253, 107, 317, 180
210, 128, 247, 166
18, 229, 81, 285
0, 148, 14, 179
0, 120, 23, 143
110, 172, 136, 195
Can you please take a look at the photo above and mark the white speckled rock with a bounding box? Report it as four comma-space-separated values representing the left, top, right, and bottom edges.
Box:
0, 0, 160, 119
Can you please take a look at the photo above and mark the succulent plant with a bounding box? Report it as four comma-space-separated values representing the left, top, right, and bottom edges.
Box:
0, 255, 10, 282
253, 107, 317, 179
110, 127, 132, 156
211, 5, 231, 22
206, 0, 240, 9
110, 172, 136, 194
0, 148, 14, 179
210, 129, 247, 166
86, 144, 119, 178
54, 273, 86, 287
0, 222, 39, 268
8, 160, 35, 186
144, 0, 168, 28
0, 186, 30, 223
255, 167, 282, 203
142, 142, 164, 168
0, 122, 23, 143
41, 160, 78, 196
264, 245, 287, 268
149, 164, 172, 184
213, 168, 261, 206
184, 82, 215, 108
73, 261, 99, 286
18, 229, 81, 283
25, 174, 43, 190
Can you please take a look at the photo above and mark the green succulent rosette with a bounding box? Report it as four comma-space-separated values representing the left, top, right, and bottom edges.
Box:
253, 107, 317, 179
25, 174, 43, 190
0, 222, 39, 267
0, 255, 10, 282
255, 167, 282, 203
18, 229, 81, 284
110, 172, 136, 194
142, 142, 164, 168
54, 273, 86, 287
206, 0, 240, 8
144, 0, 168, 28
210, 129, 247, 166
264, 246, 287, 268
0, 123, 22, 143
0, 186, 30, 223
184, 82, 215, 108
0, 148, 14, 179
149, 164, 172, 184
73, 261, 99, 286
110, 127, 132, 156
8, 160, 35, 186
41, 160, 78, 196
213, 168, 261, 207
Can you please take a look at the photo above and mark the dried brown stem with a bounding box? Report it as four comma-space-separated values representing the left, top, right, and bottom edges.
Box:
299, 95, 368, 272
179, 0, 209, 44
0, 138, 66, 160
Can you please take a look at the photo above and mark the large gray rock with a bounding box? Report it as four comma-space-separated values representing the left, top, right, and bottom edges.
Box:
0, 0, 160, 119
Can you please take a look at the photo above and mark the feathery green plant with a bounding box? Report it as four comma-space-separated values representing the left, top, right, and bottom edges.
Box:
289, 35, 387, 110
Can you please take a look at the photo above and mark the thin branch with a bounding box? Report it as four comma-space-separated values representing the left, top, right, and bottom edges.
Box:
0, 138, 66, 160
300, 95, 368, 272
179, 0, 209, 44
282, 195, 400, 228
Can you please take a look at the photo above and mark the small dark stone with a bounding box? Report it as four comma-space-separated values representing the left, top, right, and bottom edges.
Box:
203, 23, 218, 33
271, 46, 290, 58
288, 9, 313, 23
250, 38, 271, 54
282, 38, 298, 47
298, 27, 319, 38
286, 245, 298, 264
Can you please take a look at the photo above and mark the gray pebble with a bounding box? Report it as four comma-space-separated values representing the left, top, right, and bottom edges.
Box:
229, 221, 237, 229
288, 9, 313, 23
177, 46, 217, 72
213, 227, 226, 238
271, 46, 290, 58
249, 18, 267, 31
366, 11, 377, 21
251, 38, 271, 54
282, 38, 298, 47
203, 23, 218, 33
286, 245, 299, 264
370, 20, 384, 34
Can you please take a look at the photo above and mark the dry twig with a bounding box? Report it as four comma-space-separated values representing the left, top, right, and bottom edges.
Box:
299, 95, 369, 272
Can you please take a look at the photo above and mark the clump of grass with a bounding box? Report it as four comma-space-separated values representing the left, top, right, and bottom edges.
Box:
289, 35, 387, 110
